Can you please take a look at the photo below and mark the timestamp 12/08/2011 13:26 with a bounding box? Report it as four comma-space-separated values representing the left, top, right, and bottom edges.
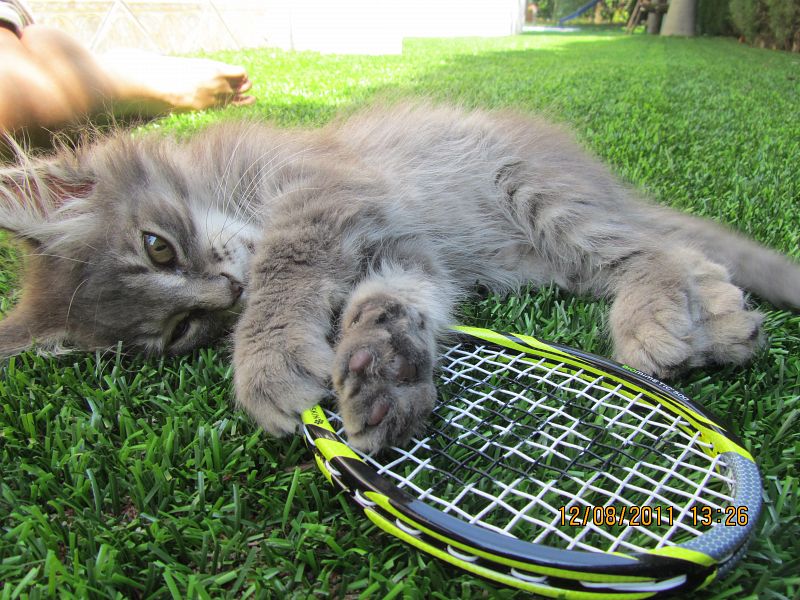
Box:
558, 505, 750, 527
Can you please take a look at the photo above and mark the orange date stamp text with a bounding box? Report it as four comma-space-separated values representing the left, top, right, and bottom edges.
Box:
559, 505, 673, 527
558, 505, 749, 527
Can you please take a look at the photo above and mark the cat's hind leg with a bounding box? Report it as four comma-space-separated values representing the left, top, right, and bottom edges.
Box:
332, 264, 456, 452
486, 135, 765, 377
609, 247, 763, 377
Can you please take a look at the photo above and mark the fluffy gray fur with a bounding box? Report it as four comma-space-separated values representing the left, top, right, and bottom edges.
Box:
1, 103, 799, 451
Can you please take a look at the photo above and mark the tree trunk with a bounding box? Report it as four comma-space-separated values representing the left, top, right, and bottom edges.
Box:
661, 0, 696, 36
646, 7, 663, 34
594, 0, 604, 24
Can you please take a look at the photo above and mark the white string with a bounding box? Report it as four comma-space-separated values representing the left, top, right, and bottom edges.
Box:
325, 342, 736, 553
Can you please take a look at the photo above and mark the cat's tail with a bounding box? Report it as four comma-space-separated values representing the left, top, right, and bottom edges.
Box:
662, 210, 800, 311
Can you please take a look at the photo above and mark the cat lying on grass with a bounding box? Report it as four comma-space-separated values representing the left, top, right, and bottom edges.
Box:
1, 103, 798, 451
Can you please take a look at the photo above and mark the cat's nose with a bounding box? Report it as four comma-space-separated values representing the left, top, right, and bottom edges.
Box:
221, 273, 244, 300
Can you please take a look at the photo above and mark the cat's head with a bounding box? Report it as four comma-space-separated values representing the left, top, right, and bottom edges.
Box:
0, 132, 258, 357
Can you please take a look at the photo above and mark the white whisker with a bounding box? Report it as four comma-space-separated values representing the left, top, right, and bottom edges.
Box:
26, 252, 91, 264
65, 278, 89, 330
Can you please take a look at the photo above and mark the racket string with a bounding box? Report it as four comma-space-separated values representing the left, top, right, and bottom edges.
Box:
433, 357, 682, 493
327, 342, 739, 553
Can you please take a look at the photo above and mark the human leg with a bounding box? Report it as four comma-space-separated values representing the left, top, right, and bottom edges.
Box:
1, 17, 254, 135
97, 48, 254, 115
0, 25, 89, 133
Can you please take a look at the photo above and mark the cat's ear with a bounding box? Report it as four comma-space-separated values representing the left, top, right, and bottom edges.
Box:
0, 156, 95, 246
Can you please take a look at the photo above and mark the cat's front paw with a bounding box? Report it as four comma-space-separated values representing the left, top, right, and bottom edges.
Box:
333, 295, 436, 452
233, 328, 334, 438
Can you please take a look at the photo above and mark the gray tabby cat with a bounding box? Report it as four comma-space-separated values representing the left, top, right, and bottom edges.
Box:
1, 104, 799, 451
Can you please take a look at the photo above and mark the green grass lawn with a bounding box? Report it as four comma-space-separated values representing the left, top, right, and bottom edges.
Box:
1, 28, 799, 599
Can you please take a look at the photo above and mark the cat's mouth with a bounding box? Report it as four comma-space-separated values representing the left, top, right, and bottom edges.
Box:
224, 291, 248, 316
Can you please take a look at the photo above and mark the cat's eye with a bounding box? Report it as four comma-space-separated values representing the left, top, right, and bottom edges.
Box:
143, 233, 176, 267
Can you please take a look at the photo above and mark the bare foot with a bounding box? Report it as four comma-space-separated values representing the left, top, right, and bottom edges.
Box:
99, 49, 255, 115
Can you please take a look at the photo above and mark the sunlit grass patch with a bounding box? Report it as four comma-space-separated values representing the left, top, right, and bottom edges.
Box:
1, 28, 798, 599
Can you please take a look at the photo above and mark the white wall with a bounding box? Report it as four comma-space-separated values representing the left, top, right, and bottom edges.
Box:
401, 0, 527, 39
28, 0, 526, 55
262, 0, 405, 55
263, 0, 527, 55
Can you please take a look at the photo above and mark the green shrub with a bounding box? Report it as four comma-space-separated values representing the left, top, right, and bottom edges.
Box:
765, 0, 800, 48
730, 0, 764, 42
729, 0, 799, 50
697, 0, 735, 35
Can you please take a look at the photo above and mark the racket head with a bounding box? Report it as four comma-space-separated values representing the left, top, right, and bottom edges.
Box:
302, 326, 762, 598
